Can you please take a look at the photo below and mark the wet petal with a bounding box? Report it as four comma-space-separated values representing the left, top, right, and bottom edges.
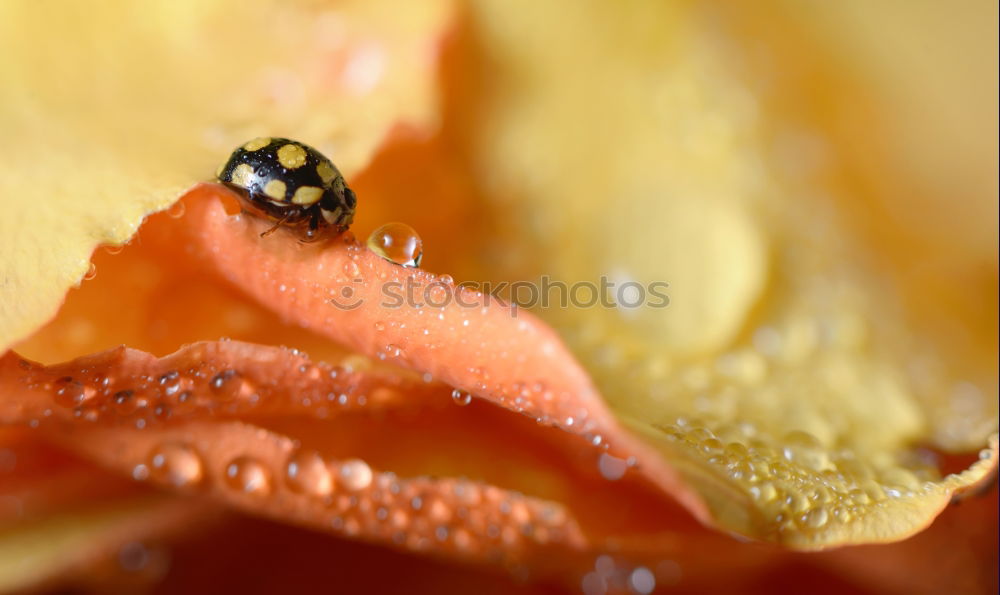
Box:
449, 0, 999, 548
166, 185, 711, 520
0, 0, 454, 351
2, 342, 714, 572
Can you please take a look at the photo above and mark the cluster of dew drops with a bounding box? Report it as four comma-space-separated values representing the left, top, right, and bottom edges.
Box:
654, 418, 961, 537
70, 215, 645, 548
363, 221, 631, 481
27, 349, 580, 556
131, 437, 576, 558
31, 346, 381, 431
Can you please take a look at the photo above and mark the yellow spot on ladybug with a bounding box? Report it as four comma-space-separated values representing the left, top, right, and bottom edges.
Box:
316, 161, 338, 185
277, 144, 308, 169
292, 186, 323, 205
243, 137, 271, 152
263, 179, 287, 201
230, 163, 254, 188
321, 207, 343, 224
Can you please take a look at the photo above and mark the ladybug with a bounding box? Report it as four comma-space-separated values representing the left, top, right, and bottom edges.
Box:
216, 137, 356, 240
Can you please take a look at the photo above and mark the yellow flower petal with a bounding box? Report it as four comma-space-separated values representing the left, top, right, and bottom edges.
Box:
459, 0, 998, 547
0, 498, 206, 592
0, 0, 453, 351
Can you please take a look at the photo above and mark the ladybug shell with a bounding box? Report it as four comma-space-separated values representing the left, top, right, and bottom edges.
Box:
216, 137, 355, 234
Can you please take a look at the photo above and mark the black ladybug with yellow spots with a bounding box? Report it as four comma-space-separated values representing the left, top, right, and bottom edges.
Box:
216, 137, 356, 240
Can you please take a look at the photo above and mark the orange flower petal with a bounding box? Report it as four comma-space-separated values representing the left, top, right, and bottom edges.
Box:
168, 184, 713, 521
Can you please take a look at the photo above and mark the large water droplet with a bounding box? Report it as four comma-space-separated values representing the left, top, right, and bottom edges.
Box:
451, 388, 472, 406
781, 430, 833, 472
148, 443, 203, 488
285, 450, 333, 497
801, 506, 829, 529
338, 458, 373, 490
367, 222, 423, 268
54, 377, 91, 408
209, 369, 245, 401
224, 456, 271, 496
598, 453, 627, 481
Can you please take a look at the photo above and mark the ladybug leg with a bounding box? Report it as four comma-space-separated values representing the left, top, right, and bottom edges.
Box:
260, 213, 294, 238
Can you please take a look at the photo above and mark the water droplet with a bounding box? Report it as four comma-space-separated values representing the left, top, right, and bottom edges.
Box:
860, 480, 887, 502
209, 369, 244, 401
53, 377, 91, 408
147, 443, 203, 488
111, 390, 140, 415
132, 464, 149, 481
379, 344, 405, 362
338, 459, 373, 490
103, 244, 124, 255
367, 222, 423, 267
848, 489, 871, 506
629, 566, 656, 594
165, 390, 196, 416
801, 506, 829, 529
167, 201, 186, 218
285, 450, 333, 497
833, 506, 852, 523
781, 430, 833, 471
427, 283, 449, 306
224, 456, 271, 496
750, 482, 779, 503
83, 262, 97, 281
598, 453, 627, 481
785, 492, 810, 514
451, 388, 472, 406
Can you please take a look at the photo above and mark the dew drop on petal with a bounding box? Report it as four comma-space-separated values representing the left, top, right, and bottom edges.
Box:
83, 262, 97, 281
53, 377, 90, 408
598, 453, 627, 481
147, 443, 203, 488
209, 369, 245, 401
224, 456, 271, 496
451, 388, 472, 406
285, 450, 333, 497
167, 201, 186, 218
338, 459, 373, 491
379, 344, 406, 362
802, 506, 830, 529
367, 222, 423, 267
628, 566, 656, 594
